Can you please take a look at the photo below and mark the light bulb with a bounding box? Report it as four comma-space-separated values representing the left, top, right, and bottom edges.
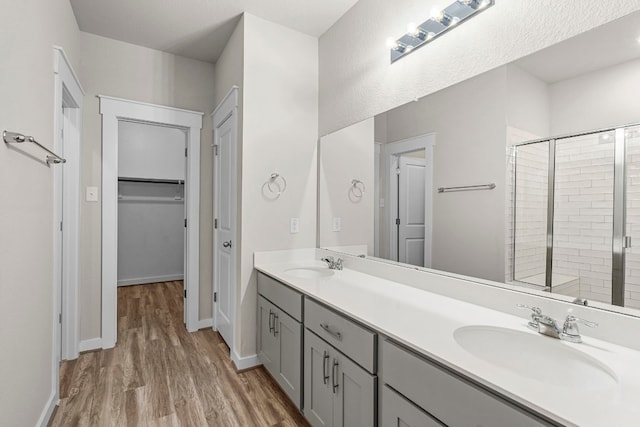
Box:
426, 32, 436, 40
407, 22, 418, 35
479, 0, 491, 8
450, 16, 461, 26
405, 45, 414, 53
386, 37, 397, 49
430, 7, 445, 21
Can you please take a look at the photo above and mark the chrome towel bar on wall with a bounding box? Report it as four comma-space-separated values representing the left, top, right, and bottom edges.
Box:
3, 130, 66, 165
438, 183, 496, 193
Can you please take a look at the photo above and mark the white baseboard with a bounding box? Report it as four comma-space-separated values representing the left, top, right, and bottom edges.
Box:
79, 337, 102, 352
231, 349, 261, 371
117, 274, 184, 287
196, 318, 213, 330
36, 389, 58, 427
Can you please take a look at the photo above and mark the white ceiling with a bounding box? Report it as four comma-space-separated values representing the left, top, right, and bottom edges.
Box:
69, 0, 359, 63
515, 11, 640, 83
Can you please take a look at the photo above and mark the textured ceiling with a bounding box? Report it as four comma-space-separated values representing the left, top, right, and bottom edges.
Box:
69, 0, 359, 63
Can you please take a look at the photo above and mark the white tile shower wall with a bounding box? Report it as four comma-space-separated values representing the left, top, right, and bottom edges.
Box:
512, 141, 549, 282
553, 134, 615, 305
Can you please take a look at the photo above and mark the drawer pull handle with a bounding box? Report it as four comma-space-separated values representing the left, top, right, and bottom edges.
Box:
320, 323, 342, 341
323, 350, 330, 385
273, 313, 279, 337
332, 359, 339, 394
268, 310, 275, 333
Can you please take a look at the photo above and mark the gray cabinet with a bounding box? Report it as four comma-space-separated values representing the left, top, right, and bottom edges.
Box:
382, 385, 444, 427
382, 339, 553, 427
257, 279, 303, 409
304, 328, 376, 427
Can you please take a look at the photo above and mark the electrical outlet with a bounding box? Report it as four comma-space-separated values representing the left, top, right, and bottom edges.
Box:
86, 186, 98, 202
290, 218, 300, 234
332, 217, 341, 232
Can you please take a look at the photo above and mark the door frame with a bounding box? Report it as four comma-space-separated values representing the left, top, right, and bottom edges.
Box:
100, 96, 203, 349
211, 86, 238, 354
52, 46, 83, 403
384, 133, 435, 267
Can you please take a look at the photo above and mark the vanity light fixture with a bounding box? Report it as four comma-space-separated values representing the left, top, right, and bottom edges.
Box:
387, 0, 494, 63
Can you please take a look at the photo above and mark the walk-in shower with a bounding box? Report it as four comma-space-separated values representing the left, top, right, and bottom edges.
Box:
510, 124, 640, 309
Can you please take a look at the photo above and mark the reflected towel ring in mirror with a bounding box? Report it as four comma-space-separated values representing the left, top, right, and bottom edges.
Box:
349, 179, 366, 201
263, 172, 287, 200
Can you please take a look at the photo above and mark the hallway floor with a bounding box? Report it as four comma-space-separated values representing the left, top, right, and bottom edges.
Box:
50, 281, 308, 426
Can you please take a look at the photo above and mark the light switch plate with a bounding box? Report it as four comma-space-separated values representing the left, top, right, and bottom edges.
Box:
332, 217, 341, 232
290, 218, 300, 234
86, 186, 99, 202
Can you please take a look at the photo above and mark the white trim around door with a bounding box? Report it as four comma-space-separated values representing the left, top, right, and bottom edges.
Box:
384, 133, 435, 267
99, 96, 203, 349
46, 45, 84, 427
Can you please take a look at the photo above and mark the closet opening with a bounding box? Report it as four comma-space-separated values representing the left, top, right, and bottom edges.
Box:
117, 121, 188, 319
100, 96, 203, 349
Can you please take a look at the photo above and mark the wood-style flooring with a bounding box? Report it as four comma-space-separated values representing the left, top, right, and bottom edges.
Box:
50, 281, 309, 426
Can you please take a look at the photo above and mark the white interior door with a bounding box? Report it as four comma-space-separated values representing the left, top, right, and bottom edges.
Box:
398, 156, 426, 267
213, 89, 238, 349
54, 109, 64, 362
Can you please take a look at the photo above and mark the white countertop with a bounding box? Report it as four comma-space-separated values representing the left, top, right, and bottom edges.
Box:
254, 255, 640, 427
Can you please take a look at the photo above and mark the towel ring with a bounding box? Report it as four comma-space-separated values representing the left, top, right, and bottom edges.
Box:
263, 172, 287, 200
351, 179, 365, 198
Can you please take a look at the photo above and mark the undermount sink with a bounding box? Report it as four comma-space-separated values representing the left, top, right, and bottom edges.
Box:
454, 326, 618, 390
284, 267, 334, 279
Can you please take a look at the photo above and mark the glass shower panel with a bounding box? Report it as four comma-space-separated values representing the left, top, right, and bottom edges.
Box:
552, 131, 615, 303
513, 142, 549, 286
625, 125, 640, 309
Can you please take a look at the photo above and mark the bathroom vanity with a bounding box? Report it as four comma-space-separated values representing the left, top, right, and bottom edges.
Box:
255, 249, 640, 427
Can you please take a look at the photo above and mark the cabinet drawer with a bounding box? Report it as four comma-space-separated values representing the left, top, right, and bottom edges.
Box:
258, 272, 303, 322
382, 340, 551, 427
382, 385, 444, 427
305, 298, 376, 373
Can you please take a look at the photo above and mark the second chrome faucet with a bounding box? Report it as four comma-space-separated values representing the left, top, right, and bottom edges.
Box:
518, 304, 597, 343
321, 256, 344, 270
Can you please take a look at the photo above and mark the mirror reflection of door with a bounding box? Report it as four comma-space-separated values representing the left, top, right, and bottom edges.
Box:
393, 151, 427, 266
387, 148, 431, 267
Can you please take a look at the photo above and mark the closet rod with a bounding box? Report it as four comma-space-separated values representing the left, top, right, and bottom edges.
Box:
118, 177, 183, 184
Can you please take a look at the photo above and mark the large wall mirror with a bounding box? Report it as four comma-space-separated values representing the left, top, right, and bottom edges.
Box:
318, 11, 640, 317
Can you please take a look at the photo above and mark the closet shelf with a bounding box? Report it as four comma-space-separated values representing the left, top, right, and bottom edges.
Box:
118, 196, 184, 203
118, 177, 184, 184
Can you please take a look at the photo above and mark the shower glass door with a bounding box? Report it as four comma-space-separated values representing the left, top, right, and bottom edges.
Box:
513, 142, 550, 286
551, 131, 615, 303
625, 125, 640, 309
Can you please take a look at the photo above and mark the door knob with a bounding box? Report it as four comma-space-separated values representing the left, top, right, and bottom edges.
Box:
223, 241, 232, 248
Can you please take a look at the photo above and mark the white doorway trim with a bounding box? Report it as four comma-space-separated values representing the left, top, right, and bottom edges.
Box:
48, 46, 84, 423
211, 86, 238, 360
100, 96, 203, 349
384, 133, 435, 267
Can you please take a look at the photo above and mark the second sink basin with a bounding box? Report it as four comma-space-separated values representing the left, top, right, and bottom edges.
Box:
453, 326, 618, 390
284, 267, 334, 279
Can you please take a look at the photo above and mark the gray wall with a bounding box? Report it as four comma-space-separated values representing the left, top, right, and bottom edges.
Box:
550, 57, 640, 135
380, 67, 508, 282
117, 182, 185, 286
78, 31, 216, 341
0, 1, 80, 425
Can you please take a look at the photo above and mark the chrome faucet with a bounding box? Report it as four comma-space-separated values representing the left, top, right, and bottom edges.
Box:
517, 304, 597, 343
321, 256, 343, 270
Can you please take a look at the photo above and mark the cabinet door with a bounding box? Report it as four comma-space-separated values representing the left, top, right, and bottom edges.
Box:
257, 296, 278, 374
274, 308, 302, 408
332, 351, 376, 427
304, 329, 334, 427
382, 385, 444, 427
